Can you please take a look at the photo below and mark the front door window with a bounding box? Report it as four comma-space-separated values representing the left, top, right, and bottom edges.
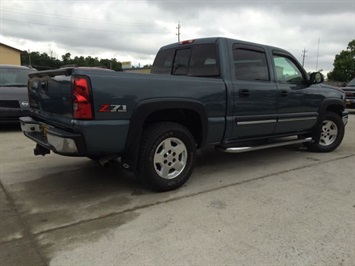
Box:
273, 55, 304, 84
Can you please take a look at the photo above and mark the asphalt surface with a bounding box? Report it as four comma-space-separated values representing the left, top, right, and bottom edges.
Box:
0, 111, 354, 266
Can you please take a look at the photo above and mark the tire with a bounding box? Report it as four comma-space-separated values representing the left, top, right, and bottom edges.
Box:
305, 111, 345, 152
137, 122, 196, 192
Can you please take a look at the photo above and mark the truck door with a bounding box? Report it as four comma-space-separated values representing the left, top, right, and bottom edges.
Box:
272, 52, 321, 134
230, 44, 278, 140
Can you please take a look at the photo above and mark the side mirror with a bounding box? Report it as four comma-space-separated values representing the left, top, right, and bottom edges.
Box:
309, 72, 324, 84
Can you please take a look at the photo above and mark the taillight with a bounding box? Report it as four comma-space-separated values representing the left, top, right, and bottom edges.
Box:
72, 76, 93, 119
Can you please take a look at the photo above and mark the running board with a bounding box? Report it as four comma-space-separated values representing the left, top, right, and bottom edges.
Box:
218, 137, 313, 153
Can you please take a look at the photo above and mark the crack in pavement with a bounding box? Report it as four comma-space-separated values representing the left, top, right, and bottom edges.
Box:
0, 179, 48, 265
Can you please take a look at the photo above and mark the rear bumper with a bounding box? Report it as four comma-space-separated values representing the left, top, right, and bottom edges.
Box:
19, 116, 86, 155
0, 108, 30, 123
19, 116, 130, 156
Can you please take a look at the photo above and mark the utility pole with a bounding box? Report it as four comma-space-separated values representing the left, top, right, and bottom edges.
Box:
176, 22, 181, 42
315, 37, 320, 71
301, 48, 307, 67
28, 49, 32, 66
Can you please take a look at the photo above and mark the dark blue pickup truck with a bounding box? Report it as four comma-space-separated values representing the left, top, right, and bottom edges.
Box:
20, 37, 348, 191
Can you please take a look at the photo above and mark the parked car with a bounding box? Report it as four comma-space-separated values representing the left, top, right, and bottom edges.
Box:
0, 65, 36, 123
342, 78, 355, 108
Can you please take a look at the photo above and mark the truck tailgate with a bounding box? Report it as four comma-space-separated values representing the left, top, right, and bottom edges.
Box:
28, 69, 73, 118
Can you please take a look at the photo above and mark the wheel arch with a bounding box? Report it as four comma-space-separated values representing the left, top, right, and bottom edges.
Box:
121, 98, 208, 172
319, 98, 345, 118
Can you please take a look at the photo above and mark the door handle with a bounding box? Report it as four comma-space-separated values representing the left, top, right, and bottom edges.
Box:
239, 89, 250, 97
280, 90, 288, 97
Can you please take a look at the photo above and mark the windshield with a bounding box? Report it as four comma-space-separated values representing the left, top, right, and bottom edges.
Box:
0, 68, 32, 87
347, 78, 355, 87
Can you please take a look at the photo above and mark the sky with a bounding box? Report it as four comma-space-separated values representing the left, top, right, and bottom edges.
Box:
0, 0, 354, 74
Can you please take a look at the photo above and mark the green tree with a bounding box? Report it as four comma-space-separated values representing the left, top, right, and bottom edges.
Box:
327, 40, 355, 82
21, 50, 122, 71
21, 51, 61, 70
62, 53, 72, 65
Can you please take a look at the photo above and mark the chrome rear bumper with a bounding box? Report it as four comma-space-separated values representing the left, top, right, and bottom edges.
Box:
19, 117, 85, 155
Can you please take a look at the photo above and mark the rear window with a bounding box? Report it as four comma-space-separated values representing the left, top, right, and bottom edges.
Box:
151, 49, 175, 74
173, 49, 191, 75
151, 44, 220, 78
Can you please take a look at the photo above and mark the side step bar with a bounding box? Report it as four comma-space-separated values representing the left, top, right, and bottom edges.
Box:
218, 137, 313, 153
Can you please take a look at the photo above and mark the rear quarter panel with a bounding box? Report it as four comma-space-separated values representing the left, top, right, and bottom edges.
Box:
73, 68, 228, 152
74, 69, 227, 120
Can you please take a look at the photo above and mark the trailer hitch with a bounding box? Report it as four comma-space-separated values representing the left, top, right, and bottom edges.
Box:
34, 144, 50, 156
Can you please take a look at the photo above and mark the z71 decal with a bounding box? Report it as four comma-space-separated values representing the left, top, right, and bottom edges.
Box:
99, 104, 127, 112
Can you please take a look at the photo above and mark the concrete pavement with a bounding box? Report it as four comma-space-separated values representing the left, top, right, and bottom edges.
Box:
0, 112, 354, 265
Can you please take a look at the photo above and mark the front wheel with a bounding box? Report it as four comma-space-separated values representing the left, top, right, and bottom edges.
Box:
305, 111, 345, 152
137, 122, 196, 192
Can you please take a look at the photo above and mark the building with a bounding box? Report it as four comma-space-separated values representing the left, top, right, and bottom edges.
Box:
121, 61, 151, 74
123, 68, 151, 74
0, 43, 23, 65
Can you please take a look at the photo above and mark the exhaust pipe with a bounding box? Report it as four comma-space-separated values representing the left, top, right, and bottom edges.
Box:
99, 158, 111, 168
97, 154, 118, 168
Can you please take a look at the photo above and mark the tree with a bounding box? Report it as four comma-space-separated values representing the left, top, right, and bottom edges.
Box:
20, 50, 123, 71
62, 53, 72, 65
21, 51, 61, 70
327, 40, 355, 82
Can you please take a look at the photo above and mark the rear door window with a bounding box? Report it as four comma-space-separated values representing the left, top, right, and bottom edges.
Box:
188, 44, 220, 77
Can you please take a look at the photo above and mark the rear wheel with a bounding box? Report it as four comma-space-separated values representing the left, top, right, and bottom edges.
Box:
137, 122, 196, 192
305, 111, 344, 152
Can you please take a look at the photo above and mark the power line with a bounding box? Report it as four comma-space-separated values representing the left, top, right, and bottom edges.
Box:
0, 7, 164, 29
1, 18, 165, 34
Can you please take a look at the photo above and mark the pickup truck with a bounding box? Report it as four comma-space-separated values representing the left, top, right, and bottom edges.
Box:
20, 37, 348, 191
342, 78, 355, 108
0, 64, 35, 123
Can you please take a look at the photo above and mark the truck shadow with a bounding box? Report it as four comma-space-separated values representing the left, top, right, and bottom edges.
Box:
7, 143, 309, 224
